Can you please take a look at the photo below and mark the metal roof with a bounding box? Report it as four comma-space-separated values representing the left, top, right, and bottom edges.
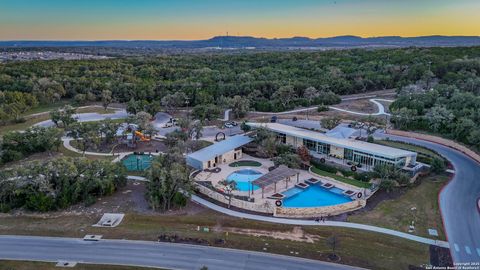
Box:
247, 122, 416, 159
252, 165, 298, 188
187, 135, 253, 162
325, 125, 359, 139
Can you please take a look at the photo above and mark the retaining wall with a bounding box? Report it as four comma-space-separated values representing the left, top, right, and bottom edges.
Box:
274, 199, 366, 218
195, 184, 274, 214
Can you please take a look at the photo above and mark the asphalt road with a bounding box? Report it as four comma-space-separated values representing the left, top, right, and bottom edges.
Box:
377, 133, 480, 262
0, 236, 363, 270
34, 109, 128, 128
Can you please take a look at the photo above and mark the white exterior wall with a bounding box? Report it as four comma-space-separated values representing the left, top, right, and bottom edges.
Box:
201, 149, 243, 169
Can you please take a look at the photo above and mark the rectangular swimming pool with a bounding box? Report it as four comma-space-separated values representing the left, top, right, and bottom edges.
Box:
282, 184, 352, 208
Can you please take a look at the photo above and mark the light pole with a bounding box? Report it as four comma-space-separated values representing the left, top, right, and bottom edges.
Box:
185, 97, 190, 119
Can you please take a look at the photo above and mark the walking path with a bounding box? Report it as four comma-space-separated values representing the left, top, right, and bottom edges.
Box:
62, 138, 116, 157
189, 194, 449, 248
251, 98, 394, 117
329, 99, 393, 116
126, 173, 449, 249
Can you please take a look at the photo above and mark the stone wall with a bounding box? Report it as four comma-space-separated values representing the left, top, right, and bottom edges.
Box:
195, 184, 274, 214
274, 199, 366, 218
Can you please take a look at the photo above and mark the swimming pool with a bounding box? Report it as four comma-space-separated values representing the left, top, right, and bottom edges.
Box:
282, 185, 352, 208
122, 154, 153, 171
226, 169, 263, 192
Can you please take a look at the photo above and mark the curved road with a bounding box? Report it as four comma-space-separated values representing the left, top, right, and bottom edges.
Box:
0, 235, 363, 270
34, 109, 128, 128
377, 133, 480, 262
20, 100, 480, 263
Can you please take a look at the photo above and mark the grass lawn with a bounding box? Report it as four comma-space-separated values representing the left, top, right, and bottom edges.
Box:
0, 261, 161, 270
21, 100, 71, 116
0, 209, 429, 270
311, 166, 371, 188
348, 173, 448, 240
57, 143, 115, 161
0, 114, 51, 136
229, 160, 262, 167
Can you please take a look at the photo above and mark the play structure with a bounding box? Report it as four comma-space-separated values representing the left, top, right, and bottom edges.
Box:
134, 131, 150, 142
116, 123, 151, 149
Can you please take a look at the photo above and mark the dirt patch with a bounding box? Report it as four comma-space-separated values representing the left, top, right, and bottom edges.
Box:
216, 226, 318, 243
334, 99, 378, 114
81, 181, 207, 216
0, 181, 208, 221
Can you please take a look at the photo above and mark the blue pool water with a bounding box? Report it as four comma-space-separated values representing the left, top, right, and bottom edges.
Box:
282, 185, 352, 208
226, 169, 263, 191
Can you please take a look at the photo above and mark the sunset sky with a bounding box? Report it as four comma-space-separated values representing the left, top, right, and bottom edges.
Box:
1, 0, 479, 40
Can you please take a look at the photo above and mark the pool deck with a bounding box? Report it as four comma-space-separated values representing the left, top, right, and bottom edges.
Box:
193, 155, 365, 208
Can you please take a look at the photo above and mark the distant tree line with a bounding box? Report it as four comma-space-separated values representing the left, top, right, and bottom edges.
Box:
2, 47, 479, 117
390, 57, 480, 150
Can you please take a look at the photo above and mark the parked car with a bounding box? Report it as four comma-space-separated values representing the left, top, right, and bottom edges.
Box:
163, 122, 174, 128
224, 123, 234, 128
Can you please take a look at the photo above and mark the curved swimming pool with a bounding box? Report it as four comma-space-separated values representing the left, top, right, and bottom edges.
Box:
282, 185, 352, 208
226, 169, 263, 192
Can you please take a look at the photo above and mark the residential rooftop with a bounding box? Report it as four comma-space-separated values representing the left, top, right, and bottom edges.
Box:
247, 122, 416, 159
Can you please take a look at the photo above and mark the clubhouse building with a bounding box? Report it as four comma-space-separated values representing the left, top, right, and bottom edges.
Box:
186, 135, 253, 170
247, 123, 418, 171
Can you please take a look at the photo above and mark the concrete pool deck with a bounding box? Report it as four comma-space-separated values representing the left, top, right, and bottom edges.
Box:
193, 155, 366, 217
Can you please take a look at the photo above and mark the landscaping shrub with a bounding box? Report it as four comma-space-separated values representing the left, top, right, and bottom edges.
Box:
311, 160, 338, 173
173, 192, 187, 207
0, 158, 127, 212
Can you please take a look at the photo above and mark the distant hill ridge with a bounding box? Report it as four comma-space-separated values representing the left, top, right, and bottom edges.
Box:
1, 35, 480, 48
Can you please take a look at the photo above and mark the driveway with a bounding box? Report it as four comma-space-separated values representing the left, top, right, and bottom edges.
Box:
34, 109, 128, 128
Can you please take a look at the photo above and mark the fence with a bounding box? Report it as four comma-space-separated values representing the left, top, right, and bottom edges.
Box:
195, 184, 274, 214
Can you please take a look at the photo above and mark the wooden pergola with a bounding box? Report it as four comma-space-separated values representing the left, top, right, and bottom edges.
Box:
251, 165, 299, 198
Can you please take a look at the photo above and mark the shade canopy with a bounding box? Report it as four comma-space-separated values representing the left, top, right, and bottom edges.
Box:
252, 165, 297, 188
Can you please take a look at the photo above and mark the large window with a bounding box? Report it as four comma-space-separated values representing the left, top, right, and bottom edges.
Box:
317, 142, 330, 155
344, 149, 354, 161
303, 139, 316, 151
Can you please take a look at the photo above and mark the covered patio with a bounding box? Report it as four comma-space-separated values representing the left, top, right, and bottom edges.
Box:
251, 165, 300, 198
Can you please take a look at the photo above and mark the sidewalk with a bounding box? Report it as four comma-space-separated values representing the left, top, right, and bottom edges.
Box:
189, 194, 449, 248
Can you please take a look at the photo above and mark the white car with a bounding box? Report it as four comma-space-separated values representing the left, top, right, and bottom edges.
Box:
224, 123, 234, 128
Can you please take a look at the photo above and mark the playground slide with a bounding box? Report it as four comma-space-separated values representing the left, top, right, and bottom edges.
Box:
134, 131, 150, 142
